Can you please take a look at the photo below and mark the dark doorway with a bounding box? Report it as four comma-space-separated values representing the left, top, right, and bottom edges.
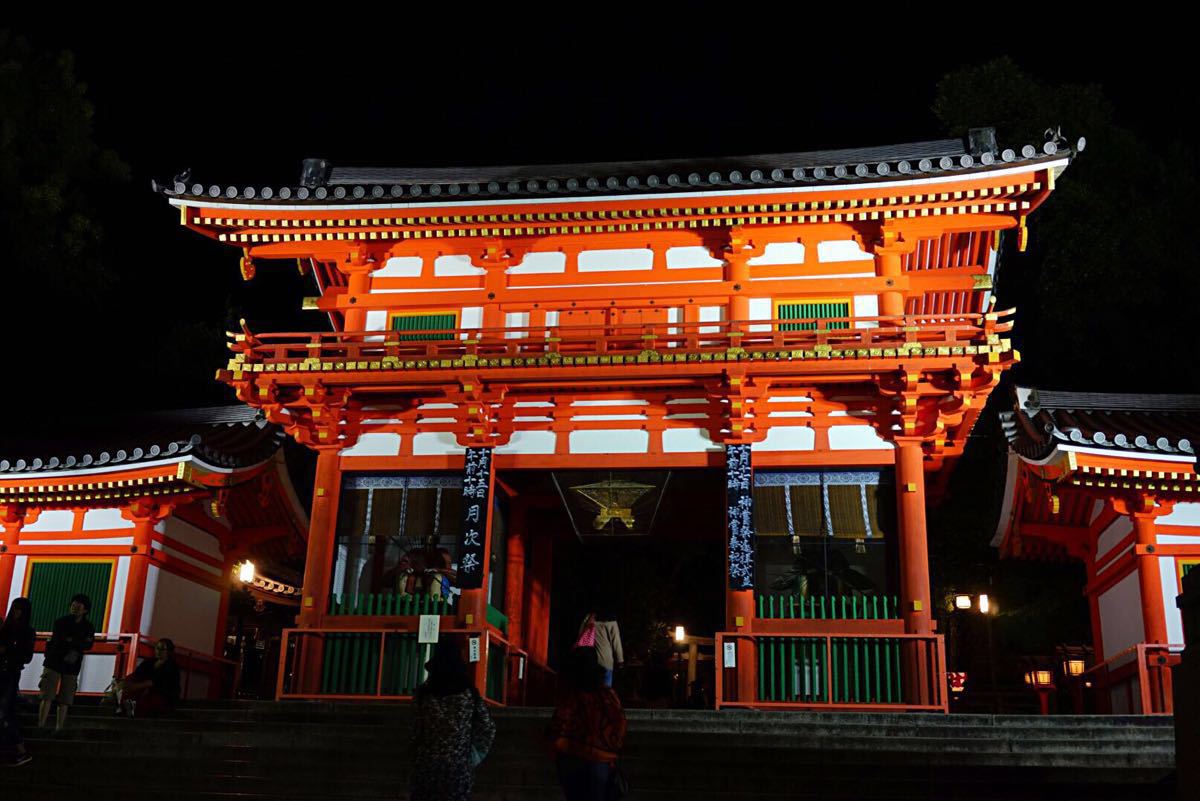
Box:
501, 468, 726, 707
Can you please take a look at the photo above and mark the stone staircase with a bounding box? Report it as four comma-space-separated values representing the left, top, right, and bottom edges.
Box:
2, 701, 1176, 800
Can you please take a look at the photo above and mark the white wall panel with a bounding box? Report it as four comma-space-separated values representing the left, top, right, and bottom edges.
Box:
22, 510, 75, 533
1162, 557, 1185, 644
1099, 571, 1146, 660
107, 556, 130, 636
495, 432, 557, 455
8, 556, 27, 608
374, 256, 423, 277
508, 252, 566, 274
162, 518, 223, 561
748, 242, 806, 265
663, 428, 722, 453
1098, 516, 1135, 560
142, 568, 221, 654
666, 246, 722, 269
753, 427, 816, 452
1159, 503, 1200, 527
434, 255, 484, 276
577, 248, 653, 272
569, 430, 649, 454
828, 425, 893, 450
817, 240, 871, 262
81, 508, 135, 531
412, 433, 465, 456
340, 433, 402, 457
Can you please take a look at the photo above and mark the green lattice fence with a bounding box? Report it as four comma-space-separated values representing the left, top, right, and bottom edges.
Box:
777, 301, 850, 331
26, 561, 112, 632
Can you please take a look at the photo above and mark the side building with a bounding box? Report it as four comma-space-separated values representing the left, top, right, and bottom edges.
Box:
994, 387, 1200, 713
0, 407, 308, 698
159, 128, 1076, 709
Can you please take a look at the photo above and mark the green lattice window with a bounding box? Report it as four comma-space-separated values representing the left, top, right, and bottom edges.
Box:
777, 301, 850, 331
390, 312, 457, 341
26, 561, 111, 632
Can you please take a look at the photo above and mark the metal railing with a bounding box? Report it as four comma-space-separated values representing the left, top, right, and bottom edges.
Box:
716, 631, 947, 712
1081, 642, 1183, 715
227, 311, 1013, 370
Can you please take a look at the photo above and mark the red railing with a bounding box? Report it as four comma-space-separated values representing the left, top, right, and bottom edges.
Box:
29, 633, 238, 700
1081, 642, 1183, 715
715, 631, 948, 712
227, 311, 1013, 370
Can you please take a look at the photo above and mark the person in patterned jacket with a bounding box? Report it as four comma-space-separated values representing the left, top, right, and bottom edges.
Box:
409, 638, 496, 801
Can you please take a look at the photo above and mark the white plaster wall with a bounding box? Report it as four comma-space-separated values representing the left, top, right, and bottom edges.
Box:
412, 433, 465, 456
569, 430, 649, 454
19, 652, 118, 695
7, 556, 27, 608
22, 510, 75, 533
141, 567, 221, 655
508, 252, 567, 274
1098, 516, 1135, 560
106, 556, 130, 636
495, 431, 557, 455
82, 508, 135, 531
365, 310, 388, 331
162, 518, 223, 562
434, 255, 484, 276
340, 433, 403, 457
747, 298, 772, 332
818, 240, 871, 262
505, 311, 531, 338
753, 427, 816, 452
374, 256, 423, 278
663, 428, 722, 453
699, 305, 724, 334
1159, 503, 1200, 527
1162, 557, 1185, 645
748, 242, 806, 266
460, 307, 483, 331
1158, 533, 1200, 544
853, 294, 879, 329
1098, 571, 1146, 660
578, 248, 654, 272
829, 425, 893, 450
666, 246, 722, 269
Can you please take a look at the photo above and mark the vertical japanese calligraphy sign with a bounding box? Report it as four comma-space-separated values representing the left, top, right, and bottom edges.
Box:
725, 444, 755, 590
457, 447, 493, 589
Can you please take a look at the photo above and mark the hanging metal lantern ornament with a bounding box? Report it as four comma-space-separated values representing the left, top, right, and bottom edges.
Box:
570, 480, 654, 530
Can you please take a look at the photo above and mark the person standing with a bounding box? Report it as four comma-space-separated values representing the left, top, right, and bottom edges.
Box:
37, 593, 95, 733
0, 597, 35, 766
580, 608, 624, 689
409, 638, 496, 801
548, 646, 627, 801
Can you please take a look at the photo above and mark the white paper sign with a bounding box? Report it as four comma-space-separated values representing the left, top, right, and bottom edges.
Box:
418, 614, 441, 644
518, 655, 526, 680
468, 636, 481, 663
723, 641, 737, 668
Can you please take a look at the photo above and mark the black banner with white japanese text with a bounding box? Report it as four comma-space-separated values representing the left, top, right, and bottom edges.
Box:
457, 447, 492, 589
726, 444, 755, 590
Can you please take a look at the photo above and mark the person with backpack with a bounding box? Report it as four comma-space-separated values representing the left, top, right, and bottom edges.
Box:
409, 638, 496, 801
0, 597, 35, 766
547, 646, 628, 801
37, 593, 95, 733
577, 608, 624, 688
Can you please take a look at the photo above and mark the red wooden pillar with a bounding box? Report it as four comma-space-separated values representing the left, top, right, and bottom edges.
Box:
1133, 511, 1169, 645
300, 448, 342, 629
875, 236, 907, 318
504, 501, 528, 649
895, 440, 933, 705
0, 506, 25, 605
894, 440, 932, 635
120, 501, 173, 635
525, 529, 553, 666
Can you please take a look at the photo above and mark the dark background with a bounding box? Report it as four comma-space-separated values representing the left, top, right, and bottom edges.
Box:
2, 18, 1194, 685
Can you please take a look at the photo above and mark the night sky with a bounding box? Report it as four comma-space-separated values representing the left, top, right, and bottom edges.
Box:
4, 20, 1186, 418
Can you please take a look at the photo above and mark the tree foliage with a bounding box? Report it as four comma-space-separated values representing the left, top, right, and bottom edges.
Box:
935, 57, 1200, 392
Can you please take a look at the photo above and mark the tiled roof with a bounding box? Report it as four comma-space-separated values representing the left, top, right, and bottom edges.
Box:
1001, 387, 1200, 462
0, 406, 285, 475
154, 127, 1082, 206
